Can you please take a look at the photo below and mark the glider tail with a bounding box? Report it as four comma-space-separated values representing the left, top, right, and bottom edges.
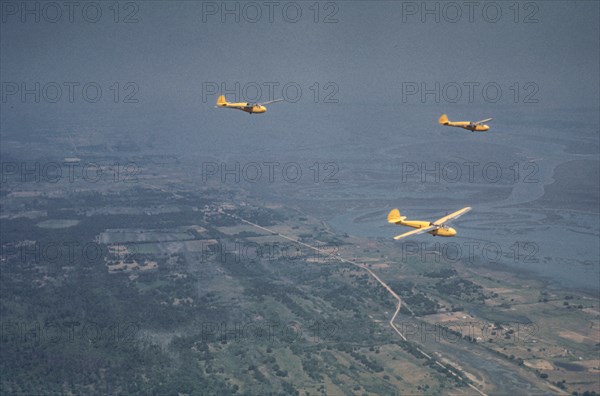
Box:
388, 209, 407, 224
216, 95, 227, 107
438, 114, 449, 125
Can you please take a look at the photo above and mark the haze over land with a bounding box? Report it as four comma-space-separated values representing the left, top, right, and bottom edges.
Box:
2, 1, 599, 290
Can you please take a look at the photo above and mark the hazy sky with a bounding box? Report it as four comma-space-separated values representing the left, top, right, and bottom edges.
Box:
2, 1, 598, 124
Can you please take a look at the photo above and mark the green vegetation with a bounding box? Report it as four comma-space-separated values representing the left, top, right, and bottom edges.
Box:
1, 182, 454, 395
434, 277, 486, 302
6, 160, 593, 395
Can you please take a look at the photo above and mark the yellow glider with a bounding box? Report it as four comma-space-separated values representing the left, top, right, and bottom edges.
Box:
215, 95, 283, 114
438, 114, 492, 132
387, 207, 472, 240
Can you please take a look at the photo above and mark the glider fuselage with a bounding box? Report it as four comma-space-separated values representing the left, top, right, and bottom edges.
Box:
444, 121, 490, 132
438, 114, 491, 132
219, 102, 267, 114
393, 219, 457, 237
